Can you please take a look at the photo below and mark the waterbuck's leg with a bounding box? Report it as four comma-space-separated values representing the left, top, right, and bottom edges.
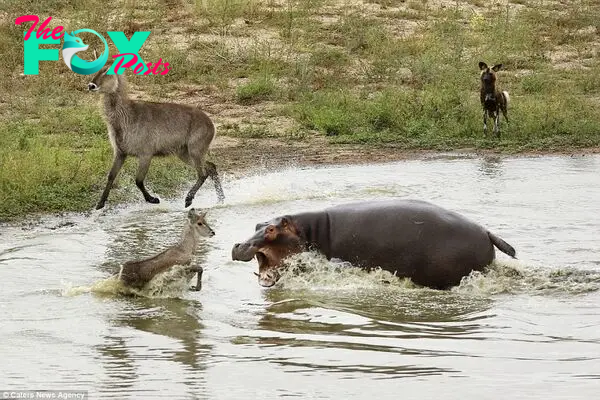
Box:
135, 156, 160, 204
185, 163, 209, 208
96, 153, 126, 210
188, 265, 203, 291
205, 161, 225, 203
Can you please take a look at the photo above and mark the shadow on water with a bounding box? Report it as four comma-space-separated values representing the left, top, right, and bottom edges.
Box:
95, 297, 211, 395
478, 155, 504, 179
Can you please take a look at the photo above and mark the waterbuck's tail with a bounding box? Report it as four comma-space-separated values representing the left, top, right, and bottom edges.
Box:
488, 231, 516, 259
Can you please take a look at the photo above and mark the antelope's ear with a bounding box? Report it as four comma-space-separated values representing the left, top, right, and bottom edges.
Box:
478, 61, 488, 70
492, 63, 503, 72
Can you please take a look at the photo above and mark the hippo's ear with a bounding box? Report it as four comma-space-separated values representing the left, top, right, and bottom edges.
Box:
280, 216, 295, 230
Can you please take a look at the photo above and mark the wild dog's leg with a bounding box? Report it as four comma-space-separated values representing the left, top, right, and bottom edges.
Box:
494, 110, 501, 138
205, 161, 225, 203
96, 152, 126, 209
501, 95, 509, 124
483, 109, 488, 135
136, 155, 160, 204
188, 265, 203, 291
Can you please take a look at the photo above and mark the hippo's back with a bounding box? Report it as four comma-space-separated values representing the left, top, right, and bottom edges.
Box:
324, 199, 495, 288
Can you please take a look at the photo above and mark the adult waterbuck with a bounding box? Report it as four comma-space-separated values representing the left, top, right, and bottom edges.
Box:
119, 208, 215, 291
479, 61, 509, 138
88, 65, 225, 210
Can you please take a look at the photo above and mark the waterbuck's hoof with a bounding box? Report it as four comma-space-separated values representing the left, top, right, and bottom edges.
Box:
146, 197, 160, 204
95, 202, 105, 210
184, 198, 193, 208
189, 285, 201, 292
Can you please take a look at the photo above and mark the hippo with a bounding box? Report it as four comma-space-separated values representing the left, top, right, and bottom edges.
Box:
231, 199, 516, 289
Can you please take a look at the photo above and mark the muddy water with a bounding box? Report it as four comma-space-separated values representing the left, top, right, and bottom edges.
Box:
1, 155, 599, 399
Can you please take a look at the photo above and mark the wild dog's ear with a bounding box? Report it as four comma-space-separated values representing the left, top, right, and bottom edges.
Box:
492, 63, 503, 72
479, 61, 488, 70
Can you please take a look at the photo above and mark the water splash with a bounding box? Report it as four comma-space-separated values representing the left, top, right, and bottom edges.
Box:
274, 252, 600, 296
60, 265, 197, 299
455, 260, 600, 295
277, 252, 418, 291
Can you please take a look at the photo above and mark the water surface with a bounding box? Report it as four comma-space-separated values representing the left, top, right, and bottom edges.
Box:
1, 154, 599, 399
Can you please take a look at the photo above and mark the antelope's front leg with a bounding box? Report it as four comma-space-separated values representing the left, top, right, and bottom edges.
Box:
188, 265, 203, 291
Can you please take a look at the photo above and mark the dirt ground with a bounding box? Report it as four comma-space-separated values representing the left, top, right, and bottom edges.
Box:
209, 135, 600, 177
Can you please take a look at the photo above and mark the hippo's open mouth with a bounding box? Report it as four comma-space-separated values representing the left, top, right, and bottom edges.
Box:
254, 250, 280, 288
256, 251, 268, 268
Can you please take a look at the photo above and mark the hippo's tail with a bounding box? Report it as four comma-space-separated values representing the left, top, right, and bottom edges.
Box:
488, 231, 517, 259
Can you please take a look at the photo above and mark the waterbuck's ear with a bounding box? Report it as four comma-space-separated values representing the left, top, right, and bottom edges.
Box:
492, 63, 503, 72
187, 208, 197, 219
479, 61, 488, 70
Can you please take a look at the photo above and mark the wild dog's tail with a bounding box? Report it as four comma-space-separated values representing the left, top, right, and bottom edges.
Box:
502, 91, 510, 106
488, 231, 517, 259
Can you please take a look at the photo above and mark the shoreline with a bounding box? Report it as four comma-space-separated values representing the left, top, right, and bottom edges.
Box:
2, 138, 599, 227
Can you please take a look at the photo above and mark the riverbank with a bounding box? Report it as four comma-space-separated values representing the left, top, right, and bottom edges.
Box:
2, 0, 600, 221
2, 134, 599, 223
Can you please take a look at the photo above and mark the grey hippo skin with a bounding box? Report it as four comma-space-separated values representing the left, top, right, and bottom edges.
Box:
231, 199, 517, 289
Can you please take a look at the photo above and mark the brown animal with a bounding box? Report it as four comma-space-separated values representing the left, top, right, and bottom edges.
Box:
87, 65, 225, 210
120, 208, 215, 291
479, 61, 509, 138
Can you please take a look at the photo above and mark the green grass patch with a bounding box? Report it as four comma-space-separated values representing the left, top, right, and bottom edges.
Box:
235, 74, 277, 104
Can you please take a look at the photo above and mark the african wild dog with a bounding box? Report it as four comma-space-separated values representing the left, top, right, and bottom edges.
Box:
479, 61, 509, 138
